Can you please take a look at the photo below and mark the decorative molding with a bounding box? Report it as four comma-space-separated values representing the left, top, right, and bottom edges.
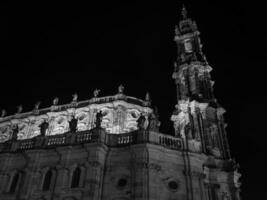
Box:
0, 99, 154, 143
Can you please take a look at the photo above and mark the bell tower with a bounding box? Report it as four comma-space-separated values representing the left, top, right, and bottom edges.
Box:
171, 6, 230, 159
173, 6, 213, 102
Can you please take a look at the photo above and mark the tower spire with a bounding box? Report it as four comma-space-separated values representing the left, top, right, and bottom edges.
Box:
171, 7, 231, 160
173, 6, 212, 102
181, 4, 187, 19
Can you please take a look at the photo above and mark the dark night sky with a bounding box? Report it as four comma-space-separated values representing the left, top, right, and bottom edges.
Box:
1, 1, 267, 199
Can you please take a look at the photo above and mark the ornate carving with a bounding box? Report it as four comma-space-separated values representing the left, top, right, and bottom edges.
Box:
118, 84, 124, 94
93, 89, 100, 97
30, 116, 48, 138
0, 124, 12, 142
75, 109, 90, 131
17, 120, 30, 140
0, 95, 154, 141
48, 113, 69, 135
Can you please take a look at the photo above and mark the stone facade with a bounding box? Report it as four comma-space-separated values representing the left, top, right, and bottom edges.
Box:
0, 7, 241, 200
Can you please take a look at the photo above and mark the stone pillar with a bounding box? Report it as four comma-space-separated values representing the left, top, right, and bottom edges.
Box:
55, 165, 70, 189
0, 173, 9, 193
196, 108, 207, 153
83, 144, 108, 200
18, 168, 31, 199
190, 172, 206, 200
88, 160, 104, 200
134, 161, 148, 200
205, 183, 219, 200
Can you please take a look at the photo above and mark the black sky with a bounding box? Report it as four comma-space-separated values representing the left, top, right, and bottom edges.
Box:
2, 1, 267, 199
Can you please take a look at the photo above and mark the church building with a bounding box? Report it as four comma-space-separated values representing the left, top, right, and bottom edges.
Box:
0, 7, 241, 200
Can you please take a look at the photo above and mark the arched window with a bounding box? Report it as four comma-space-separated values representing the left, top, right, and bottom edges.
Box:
43, 170, 53, 191
9, 172, 20, 193
71, 167, 81, 188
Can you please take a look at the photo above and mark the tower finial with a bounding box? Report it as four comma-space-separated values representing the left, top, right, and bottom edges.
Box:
1, 109, 6, 118
181, 4, 187, 19
93, 89, 100, 97
118, 84, 124, 94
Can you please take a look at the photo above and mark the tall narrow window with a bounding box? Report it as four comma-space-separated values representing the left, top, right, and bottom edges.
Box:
71, 167, 81, 188
9, 172, 19, 193
43, 170, 53, 191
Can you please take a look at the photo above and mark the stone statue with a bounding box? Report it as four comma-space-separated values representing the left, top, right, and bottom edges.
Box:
53, 97, 59, 105
72, 93, 78, 102
17, 105, 23, 114
184, 123, 192, 139
145, 92, 151, 102
137, 114, 146, 130
118, 84, 124, 94
12, 125, 19, 140
93, 89, 100, 97
95, 111, 103, 128
34, 101, 41, 110
148, 112, 160, 132
39, 121, 49, 136
69, 116, 78, 132
1, 109, 6, 118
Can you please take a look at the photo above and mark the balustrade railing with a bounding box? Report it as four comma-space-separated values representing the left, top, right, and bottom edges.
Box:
117, 134, 134, 145
19, 139, 34, 150
0, 129, 186, 153
47, 136, 66, 146
76, 132, 92, 143
158, 135, 182, 150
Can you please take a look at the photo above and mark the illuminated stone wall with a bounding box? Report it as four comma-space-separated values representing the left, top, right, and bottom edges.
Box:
0, 97, 153, 143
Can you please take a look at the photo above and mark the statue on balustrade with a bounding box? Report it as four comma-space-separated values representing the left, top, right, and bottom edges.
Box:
118, 84, 124, 94
69, 116, 78, 132
95, 111, 103, 128
11, 125, 19, 140
137, 114, 146, 130
72, 93, 78, 102
93, 89, 100, 97
39, 121, 49, 136
147, 108, 160, 132
184, 123, 193, 139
